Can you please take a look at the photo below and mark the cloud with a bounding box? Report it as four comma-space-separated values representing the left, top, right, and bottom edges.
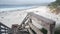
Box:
0, 0, 56, 5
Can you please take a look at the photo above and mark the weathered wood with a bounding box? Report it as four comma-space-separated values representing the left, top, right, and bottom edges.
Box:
0, 22, 11, 34
0, 23, 1, 34
0, 22, 10, 29
28, 28, 34, 34
29, 22, 43, 34
27, 12, 55, 34
17, 15, 29, 30
11, 24, 19, 34
28, 12, 55, 24
27, 19, 43, 34
13, 12, 55, 34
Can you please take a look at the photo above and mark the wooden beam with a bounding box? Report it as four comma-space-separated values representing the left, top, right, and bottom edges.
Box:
0, 22, 10, 29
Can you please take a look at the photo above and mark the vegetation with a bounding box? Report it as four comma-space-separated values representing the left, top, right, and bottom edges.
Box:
48, 0, 60, 14
40, 28, 60, 34
55, 30, 60, 34
40, 28, 47, 34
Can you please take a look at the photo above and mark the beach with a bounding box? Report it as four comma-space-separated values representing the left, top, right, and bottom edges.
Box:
0, 6, 60, 30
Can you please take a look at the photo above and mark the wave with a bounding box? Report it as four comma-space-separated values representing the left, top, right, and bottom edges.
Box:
0, 5, 37, 12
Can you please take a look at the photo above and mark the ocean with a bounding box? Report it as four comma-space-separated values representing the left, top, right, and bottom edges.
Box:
0, 5, 36, 11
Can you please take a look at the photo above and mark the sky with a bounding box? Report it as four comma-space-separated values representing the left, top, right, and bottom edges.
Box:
0, 0, 56, 5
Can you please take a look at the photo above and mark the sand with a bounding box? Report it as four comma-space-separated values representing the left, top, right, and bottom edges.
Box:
0, 6, 60, 29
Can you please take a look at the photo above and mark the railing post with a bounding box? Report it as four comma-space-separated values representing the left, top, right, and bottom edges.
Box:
0, 24, 1, 34
5, 28, 6, 34
29, 19, 32, 23
47, 23, 55, 34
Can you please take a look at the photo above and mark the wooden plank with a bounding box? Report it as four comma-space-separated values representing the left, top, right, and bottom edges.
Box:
28, 22, 43, 34
28, 19, 43, 34
0, 22, 11, 34
0, 22, 10, 29
28, 28, 34, 34
1, 31, 8, 33
0, 27, 8, 30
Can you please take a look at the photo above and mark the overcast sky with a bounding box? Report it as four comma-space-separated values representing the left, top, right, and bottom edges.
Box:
0, 0, 56, 5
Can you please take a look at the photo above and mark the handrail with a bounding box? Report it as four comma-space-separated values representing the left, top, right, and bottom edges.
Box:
27, 12, 55, 34
16, 12, 56, 34
0, 22, 11, 34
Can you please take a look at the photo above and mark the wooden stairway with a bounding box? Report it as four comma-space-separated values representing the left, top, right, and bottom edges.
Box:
0, 12, 56, 34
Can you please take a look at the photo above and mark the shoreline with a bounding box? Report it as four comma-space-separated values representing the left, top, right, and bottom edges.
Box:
0, 6, 38, 12
0, 6, 60, 29
0, 6, 47, 13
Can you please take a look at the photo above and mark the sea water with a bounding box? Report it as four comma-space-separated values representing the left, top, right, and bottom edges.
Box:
0, 5, 36, 12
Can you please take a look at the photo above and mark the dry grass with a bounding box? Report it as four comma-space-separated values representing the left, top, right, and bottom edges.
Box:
49, 7, 60, 14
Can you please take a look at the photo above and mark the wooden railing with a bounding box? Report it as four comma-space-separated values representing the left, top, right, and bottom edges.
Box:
14, 12, 56, 34
0, 22, 11, 34
20, 12, 55, 34
27, 12, 56, 34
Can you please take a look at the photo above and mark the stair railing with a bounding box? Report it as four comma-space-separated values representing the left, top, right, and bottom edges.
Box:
16, 12, 56, 34
0, 22, 11, 34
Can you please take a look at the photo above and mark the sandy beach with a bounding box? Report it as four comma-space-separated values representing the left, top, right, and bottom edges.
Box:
0, 6, 60, 29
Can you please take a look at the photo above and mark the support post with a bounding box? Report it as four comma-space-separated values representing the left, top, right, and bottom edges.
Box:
47, 23, 55, 34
